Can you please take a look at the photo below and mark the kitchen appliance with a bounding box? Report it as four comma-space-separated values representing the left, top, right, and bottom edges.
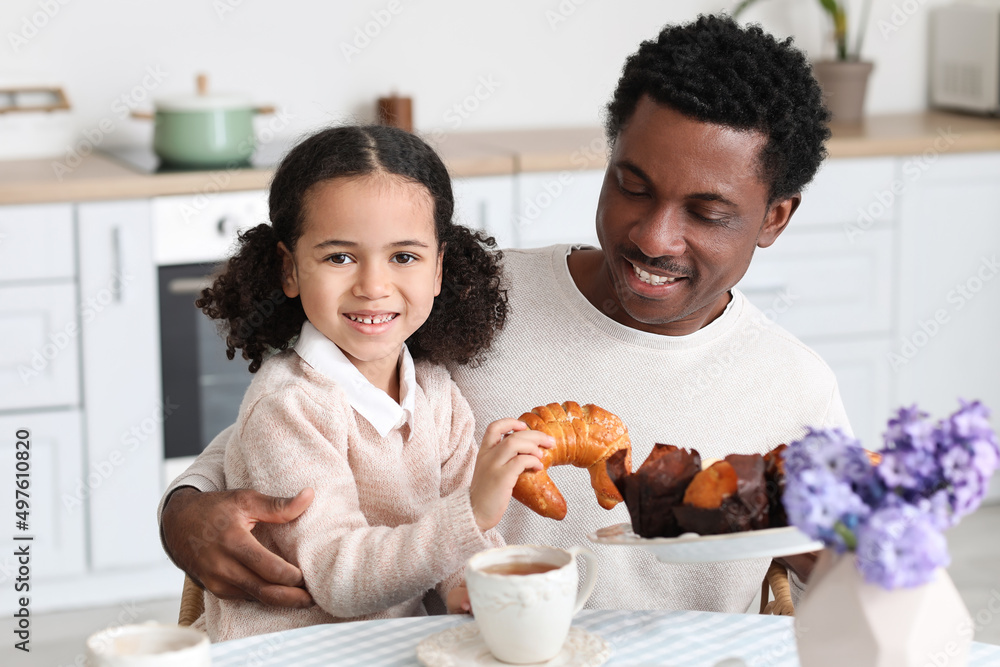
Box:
101, 138, 287, 174
929, 1, 1000, 115
133, 74, 275, 168
154, 191, 269, 460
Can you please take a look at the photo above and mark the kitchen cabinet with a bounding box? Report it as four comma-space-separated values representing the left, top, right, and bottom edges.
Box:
78, 200, 166, 570
453, 169, 604, 251
453, 175, 516, 248
740, 227, 894, 340
792, 157, 897, 228
0, 203, 75, 282
513, 170, 603, 248
0, 203, 80, 412
741, 225, 895, 448
741, 150, 1000, 504
0, 283, 80, 411
808, 338, 895, 449
895, 153, 1000, 432
894, 152, 1000, 502
738, 158, 898, 450
0, 410, 87, 579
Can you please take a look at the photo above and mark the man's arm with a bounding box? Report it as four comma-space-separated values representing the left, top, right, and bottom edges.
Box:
158, 424, 315, 608
156, 425, 231, 552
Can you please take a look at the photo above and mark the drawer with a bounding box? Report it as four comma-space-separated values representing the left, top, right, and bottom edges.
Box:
737, 227, 893, 339
453, 175, 516, 249
0, 410, 87, 579
794, 157, 897, 228
0, 283, 80, 410
0, 203, 75, 283
514, 170, 603, 248
153, 190, 269, 265
806, 337, 894, 451
901, 152, 1000, 185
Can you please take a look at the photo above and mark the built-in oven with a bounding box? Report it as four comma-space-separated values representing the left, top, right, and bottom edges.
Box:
152, 190, 270, 479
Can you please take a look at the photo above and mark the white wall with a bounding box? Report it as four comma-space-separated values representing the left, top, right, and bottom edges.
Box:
2, 0, 951, 150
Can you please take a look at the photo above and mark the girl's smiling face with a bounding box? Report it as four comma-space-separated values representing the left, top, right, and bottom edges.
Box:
279, 174, 442, 387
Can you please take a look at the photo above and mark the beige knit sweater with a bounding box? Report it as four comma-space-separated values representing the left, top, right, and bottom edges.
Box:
165, 245, 851, 615
200, 351, 500, 642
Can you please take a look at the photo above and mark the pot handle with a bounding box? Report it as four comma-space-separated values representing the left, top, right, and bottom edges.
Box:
130, 110, 154, 120
254, 105, 276, 115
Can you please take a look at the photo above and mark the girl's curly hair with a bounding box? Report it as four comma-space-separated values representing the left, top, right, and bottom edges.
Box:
197, 125, 507, 373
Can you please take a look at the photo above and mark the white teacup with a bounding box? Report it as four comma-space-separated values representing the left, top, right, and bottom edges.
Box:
465, 544, 598, 664
85, 622, 210, 667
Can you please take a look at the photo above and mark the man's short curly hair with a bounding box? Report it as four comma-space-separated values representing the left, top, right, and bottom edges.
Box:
605, 14, 831, 203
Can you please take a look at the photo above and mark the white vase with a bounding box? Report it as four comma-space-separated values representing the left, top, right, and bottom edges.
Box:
795, 549, 973, 667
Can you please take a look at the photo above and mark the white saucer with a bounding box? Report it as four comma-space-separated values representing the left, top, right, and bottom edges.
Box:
588, 523, 823, 563
416, 623, 610, 666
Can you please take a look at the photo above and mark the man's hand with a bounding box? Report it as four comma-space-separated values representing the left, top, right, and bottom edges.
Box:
162, 486, 316, 608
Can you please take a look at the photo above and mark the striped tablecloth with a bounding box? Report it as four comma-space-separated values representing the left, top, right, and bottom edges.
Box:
211, 609, 1000, 666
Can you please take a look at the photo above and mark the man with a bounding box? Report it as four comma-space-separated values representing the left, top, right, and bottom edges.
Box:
160, 14, 846, 613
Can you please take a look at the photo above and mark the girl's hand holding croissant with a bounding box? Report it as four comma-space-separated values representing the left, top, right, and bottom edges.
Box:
470, 419, 555, 531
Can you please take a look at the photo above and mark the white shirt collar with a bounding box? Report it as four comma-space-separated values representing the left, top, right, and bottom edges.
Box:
293, 321, 416, 438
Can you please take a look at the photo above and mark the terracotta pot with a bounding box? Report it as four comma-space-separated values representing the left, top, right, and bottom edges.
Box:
795, 549, 973, 667
812, 60, 874, 125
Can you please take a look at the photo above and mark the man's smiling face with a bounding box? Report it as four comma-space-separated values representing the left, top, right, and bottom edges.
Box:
595, 95, 798, 336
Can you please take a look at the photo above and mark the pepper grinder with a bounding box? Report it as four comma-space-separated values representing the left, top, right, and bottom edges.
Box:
377, 93, 413, 133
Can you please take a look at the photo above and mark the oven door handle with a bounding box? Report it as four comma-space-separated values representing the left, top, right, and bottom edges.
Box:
168, 276, 213, 295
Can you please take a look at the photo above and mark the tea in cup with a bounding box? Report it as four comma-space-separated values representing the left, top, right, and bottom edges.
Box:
465, 544, 597, 664
85, 622, 210, 667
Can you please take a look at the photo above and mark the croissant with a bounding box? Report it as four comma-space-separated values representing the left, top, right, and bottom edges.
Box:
512, 402, 632, 520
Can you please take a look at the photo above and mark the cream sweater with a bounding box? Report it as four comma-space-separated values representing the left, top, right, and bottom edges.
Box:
446, 246, 850, 612
164, 244, 850, 615
199, 351, 499, 642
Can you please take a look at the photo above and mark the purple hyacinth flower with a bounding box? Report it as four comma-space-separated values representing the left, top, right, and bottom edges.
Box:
878, 447, 939, 493
855, 504, 950, 588
784, 427, 868, 479
916, 489, 954, 531
949, 400, 999, 452
783, 467, 869, 552
884, 405, 936, 452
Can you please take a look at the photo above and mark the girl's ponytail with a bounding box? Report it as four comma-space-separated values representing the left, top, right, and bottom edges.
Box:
407, 225, 507, 367
196, 223, 306, 373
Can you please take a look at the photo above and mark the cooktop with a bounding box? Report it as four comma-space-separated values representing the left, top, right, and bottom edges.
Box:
100, 141, 292, 174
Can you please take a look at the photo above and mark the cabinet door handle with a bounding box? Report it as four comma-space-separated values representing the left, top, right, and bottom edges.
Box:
739, 284, 790, 297
111, 226, 123, 302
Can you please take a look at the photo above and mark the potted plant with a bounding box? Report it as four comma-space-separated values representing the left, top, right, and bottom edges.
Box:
783, 401, 998, 666
734, 0, 875, 123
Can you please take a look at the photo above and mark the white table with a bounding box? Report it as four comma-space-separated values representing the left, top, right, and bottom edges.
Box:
211, 608, 1000, 666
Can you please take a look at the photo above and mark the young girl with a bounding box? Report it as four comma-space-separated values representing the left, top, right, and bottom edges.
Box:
194, 125, 553, 642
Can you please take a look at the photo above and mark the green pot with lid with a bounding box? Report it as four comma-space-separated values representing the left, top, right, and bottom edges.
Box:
134, 74, 274, 169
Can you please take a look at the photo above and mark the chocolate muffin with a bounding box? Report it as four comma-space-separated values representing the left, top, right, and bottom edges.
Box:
607, 443, 702, 538
674, 454, 770, 534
